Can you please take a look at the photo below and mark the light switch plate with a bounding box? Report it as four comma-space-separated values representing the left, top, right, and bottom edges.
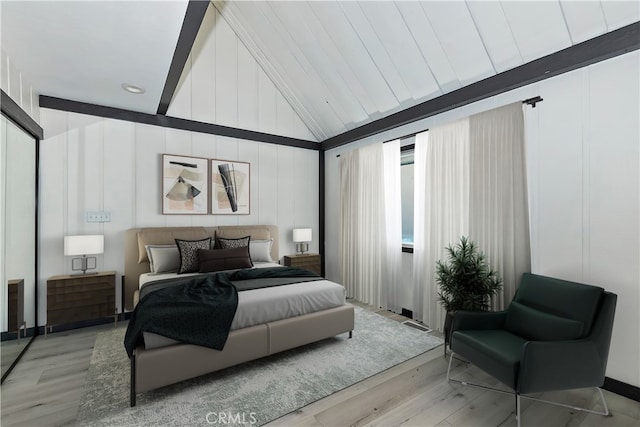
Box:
86, 211, 111, 222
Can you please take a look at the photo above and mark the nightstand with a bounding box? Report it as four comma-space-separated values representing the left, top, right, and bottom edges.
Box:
8, 279, 26, 340
46, 271, 116, 334
283, 254, 321, 275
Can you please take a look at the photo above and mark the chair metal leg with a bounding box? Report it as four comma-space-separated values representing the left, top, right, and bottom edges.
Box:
130, 354, 136, 407
446, 349, 455, 380
447, 352, 513, 396
446, 351, 611, 425
520, 387, 609, 416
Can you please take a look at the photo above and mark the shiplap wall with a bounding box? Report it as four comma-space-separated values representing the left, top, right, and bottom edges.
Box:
38, 2, 320, 324
1, 48, 40, 123
39, 111, 319, 324
325, 52, 639, 387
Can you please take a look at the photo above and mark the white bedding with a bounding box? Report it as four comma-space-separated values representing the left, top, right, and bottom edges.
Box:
140, 263, 347, 350
138, 262, 283, 289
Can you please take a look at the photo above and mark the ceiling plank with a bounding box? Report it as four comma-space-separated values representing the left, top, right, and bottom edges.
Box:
466, 1, 523, 73
339, 2, 412, 106
269, 1, 370, 124
156, 0, 209, 115
220, 0, 342, 139
420, 1, 495, 85
321, 21, 640, 151
559, 0, 607, 44
301, 2, 379, 119
396, 2, 460, 94
359, 1, 440, 102
259, 1, 355, 130
309, 1, 398, 115
500, 1, 572, 63
601, 1, 640, 30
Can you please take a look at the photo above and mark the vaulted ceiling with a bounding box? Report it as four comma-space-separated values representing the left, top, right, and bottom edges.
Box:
217, 0, 639, 141
2, 1, 639, 143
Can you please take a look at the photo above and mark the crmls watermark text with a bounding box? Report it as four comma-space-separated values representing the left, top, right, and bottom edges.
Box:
206, 411, 257, 425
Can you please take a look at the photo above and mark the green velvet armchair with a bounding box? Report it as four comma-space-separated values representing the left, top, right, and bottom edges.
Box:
447, 273, 617, 426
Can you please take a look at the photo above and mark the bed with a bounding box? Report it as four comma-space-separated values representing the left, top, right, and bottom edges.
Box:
124, 225, 354, 406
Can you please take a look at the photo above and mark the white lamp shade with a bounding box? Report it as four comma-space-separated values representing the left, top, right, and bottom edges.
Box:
64, 235, 104, 256
293, 228, 312, 243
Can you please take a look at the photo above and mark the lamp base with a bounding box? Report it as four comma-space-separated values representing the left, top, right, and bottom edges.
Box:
71, 256, 98, 275
295, 242, 309, 255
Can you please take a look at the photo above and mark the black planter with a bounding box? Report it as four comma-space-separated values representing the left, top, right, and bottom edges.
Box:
443, 310, 456, 356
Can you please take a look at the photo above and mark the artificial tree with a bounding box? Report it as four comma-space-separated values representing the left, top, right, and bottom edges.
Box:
436, 236, 502, 351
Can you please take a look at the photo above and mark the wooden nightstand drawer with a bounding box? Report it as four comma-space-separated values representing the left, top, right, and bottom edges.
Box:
7, 279, 24, 332
283, 254, 321, 275
47, 271, 116, 327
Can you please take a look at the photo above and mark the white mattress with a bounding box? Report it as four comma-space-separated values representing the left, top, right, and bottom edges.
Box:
140, 263, 346, 349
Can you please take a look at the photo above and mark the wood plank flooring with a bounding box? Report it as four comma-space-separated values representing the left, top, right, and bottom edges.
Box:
1, 338, 30, 379
1, 303, 638, 427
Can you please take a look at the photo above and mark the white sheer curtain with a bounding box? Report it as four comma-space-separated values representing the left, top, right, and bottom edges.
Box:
383, 140, 403, 313
413, 102, 530, 330
469, 103, 530, 309
412, 120, 470, 329
340, 141, 402, 309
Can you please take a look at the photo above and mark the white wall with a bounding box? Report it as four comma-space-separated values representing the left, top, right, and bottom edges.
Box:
38, 2, 320, 327
325, 51, 639, 387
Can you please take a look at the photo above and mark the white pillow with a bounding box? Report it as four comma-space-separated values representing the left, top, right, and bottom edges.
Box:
249, 239, 273, 263
145, 244, 180, 273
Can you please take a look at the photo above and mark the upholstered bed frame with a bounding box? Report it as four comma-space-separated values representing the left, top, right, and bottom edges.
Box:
124, 225, 354, 406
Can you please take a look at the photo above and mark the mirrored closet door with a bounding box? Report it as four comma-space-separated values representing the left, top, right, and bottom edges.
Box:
1, 113, 37, 381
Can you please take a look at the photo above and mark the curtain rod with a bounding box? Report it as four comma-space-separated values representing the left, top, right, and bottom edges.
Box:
336, 96, 543, 157
523, 96, 544, 108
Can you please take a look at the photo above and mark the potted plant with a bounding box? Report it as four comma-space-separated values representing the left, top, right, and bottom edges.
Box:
436, 236, 502, 352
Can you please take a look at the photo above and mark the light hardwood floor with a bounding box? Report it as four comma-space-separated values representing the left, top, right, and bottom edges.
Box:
1, 305, 638, 427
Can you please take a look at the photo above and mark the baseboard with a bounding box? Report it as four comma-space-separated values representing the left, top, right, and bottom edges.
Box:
1, 327, 36, 341
603, 376, 640, 402
37, 313, 131, 335
3, 313, 133, 339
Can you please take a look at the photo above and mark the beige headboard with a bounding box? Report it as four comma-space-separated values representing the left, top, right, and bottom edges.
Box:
124, 225, 279, 310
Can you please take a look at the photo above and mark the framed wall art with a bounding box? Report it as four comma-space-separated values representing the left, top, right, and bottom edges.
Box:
210, 159, 250, 215
162, 154, 209, 214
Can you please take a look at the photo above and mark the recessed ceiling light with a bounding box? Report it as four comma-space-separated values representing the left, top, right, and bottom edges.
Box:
122, 83, 145, 94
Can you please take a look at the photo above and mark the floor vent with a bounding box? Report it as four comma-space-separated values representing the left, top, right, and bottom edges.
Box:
402, 320, 432, 333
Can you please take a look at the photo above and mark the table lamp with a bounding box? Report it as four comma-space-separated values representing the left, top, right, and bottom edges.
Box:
64, 235, 104, 274
293, 228, 312, 255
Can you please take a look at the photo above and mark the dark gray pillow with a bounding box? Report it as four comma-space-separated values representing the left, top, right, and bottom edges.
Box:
175, 238, 212, 274
198, 247, 253, 273
218, 236, 251, 250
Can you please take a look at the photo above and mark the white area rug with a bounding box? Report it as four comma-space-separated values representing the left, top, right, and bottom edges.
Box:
77, 306, 442, 426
